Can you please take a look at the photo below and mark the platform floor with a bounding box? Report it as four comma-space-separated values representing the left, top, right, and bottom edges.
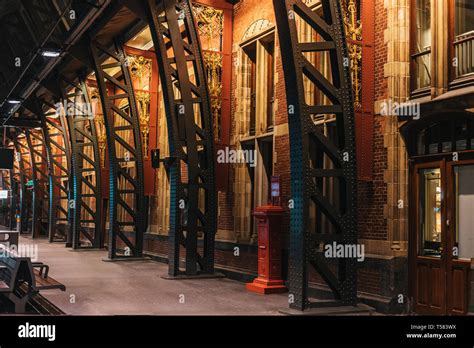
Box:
19, 236, 288, 315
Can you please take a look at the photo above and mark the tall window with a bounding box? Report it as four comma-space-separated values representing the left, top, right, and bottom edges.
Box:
411, 0, 431, 92
235, 30, 276, 241
244, 43, 257, 135
265, 40, 275, 131
453, 0, 474, 78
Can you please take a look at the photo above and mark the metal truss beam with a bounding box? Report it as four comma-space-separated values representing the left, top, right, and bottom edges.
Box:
2, 118, 42, 128
41, 100, 72, 242
273, 0, 358, 310
26, 127, 50, 238
144, 0, 217, 276
13, 131, 33, 235
59, 75, 103, 249
91, 40, 145, 258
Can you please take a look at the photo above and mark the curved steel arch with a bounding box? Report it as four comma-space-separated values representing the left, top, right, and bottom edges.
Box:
273, 0, 358, 310
59, 75, 103, 250
41, 99, 72, 242
13, 132, 33, 235
26, 128, 50, 238
144, 0, 217, 276
91, 40, 146, 259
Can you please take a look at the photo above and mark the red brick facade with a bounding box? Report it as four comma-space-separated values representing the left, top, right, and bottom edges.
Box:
138, 0, 404, 313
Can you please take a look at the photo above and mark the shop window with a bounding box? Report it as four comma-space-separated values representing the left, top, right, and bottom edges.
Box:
412, 118, 474, 156
419, 168, 442, 257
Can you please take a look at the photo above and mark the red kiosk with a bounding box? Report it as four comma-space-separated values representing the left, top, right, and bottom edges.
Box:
246, 177, 288, 294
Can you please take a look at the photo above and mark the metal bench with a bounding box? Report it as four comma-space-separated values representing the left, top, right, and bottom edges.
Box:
0, 248, 65, 313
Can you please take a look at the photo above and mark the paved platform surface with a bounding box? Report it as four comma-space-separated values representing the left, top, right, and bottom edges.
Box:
19, 236, 288, 315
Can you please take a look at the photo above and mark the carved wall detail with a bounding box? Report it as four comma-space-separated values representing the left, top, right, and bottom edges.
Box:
193, 3, 224, 141
342, 0, 362, 109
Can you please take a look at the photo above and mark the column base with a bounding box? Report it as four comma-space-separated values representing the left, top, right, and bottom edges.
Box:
246, 278, 288, 294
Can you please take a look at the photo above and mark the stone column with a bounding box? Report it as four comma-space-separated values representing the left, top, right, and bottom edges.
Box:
381, 0, 410, 254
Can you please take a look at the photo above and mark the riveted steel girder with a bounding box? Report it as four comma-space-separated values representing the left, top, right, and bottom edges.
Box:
91, 40, 146, 259
26, 127, 50, 238
273, 0, 358, 310
41, 99, 72, 242
13, 131, 33, 234
59, 75, 103, 249
145, 0, 217, 276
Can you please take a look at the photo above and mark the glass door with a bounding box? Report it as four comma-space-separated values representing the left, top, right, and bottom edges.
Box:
446, 161, 474, 314
413, 161, 447, 315
412, 159, 473, 315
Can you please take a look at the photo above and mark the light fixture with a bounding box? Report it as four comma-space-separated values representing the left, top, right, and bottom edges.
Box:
41, 49, 61, 58
7, 98, 22, 104
40, 43, 61, 58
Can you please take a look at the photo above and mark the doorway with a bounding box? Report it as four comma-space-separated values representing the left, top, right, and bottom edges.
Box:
411, 158, 472, 314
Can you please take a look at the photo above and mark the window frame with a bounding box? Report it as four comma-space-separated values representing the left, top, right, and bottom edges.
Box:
410, 0, 432, 97
448, 0, 474, 89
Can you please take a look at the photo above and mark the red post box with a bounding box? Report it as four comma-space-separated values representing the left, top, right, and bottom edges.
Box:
246, 205, 288, 294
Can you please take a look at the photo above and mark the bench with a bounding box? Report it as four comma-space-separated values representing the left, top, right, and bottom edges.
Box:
0, 247, 65, 313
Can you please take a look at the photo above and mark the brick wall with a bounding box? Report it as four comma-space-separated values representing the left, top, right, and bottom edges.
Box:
358, 0, 389, 241
374, 0, 388, 101
138, 0, 401, 311
358, 116, 388, 240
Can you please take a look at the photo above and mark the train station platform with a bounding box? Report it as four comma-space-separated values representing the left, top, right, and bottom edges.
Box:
19, 236, 287, 315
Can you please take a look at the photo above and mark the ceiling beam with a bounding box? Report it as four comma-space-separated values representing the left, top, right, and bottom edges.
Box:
2, 117, 42, 128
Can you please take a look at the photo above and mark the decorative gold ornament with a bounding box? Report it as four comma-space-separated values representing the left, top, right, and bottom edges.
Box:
136, 91, 151, 158
204, 51, 223, 142
89, 87, 107, 168
128, 55, 152, 81
192, 4, 224, 52
342, 0, 362, 109
192, 3, 224, 142
96, 116, 107, 168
